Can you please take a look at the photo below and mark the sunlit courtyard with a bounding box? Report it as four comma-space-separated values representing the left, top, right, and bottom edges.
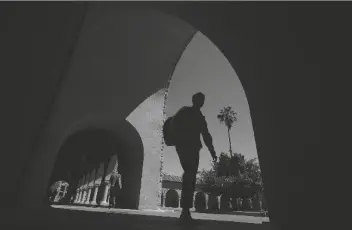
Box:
53, 205, 269, 224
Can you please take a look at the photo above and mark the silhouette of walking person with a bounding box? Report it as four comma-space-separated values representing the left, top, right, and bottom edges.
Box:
108, 172, 121, 209
164, 92, 217, 223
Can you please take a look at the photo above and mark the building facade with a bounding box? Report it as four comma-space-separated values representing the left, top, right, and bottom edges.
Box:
70, 170, 263, 213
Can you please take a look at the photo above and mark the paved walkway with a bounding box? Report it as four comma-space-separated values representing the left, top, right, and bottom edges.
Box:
5, 205, 271, 230
54, 205, 269, 224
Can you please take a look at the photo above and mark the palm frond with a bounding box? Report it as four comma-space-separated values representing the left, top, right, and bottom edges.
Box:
217, 106, 238, 129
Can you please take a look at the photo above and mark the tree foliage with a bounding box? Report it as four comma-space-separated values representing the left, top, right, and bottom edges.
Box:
217, 106, 238, 156
215, 152, 246, 177
198, 152, 263, 197
217, 106, 238, 131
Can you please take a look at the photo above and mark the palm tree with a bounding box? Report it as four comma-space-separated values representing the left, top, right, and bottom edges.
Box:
217, 106, 238, 157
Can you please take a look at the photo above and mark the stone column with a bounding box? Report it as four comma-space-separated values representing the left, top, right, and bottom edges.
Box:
76, 190, 81, 203
80, 190, 85, 204
162, 189, 167, 208
74, 191, 79, 203
83, 190, 89, 204
80, 190, 87, 204
77, 190, 82, 204
205, 193, 209, 210
85, 187, 92, 205
76, 191, 81, 203
217, 196, 220, 210
90, 186, 99, 206
260, 200, 263, 210
177, 190, 181, 208
192, 193, 197, 208
100, 181, 110, 206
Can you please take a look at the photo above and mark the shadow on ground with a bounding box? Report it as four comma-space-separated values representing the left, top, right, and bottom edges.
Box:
4, 206, 272, 230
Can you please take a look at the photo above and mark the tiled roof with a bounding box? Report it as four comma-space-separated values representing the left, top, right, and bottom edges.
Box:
161, 173, 202, 184
162, 173, 182, 183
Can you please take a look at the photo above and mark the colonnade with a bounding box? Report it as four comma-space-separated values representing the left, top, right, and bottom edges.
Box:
160, 187, 265, 212
73, 155, 120, 207
160, 188, 210, 210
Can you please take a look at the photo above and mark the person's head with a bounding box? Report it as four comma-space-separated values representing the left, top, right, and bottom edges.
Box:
192, 92, 205, 109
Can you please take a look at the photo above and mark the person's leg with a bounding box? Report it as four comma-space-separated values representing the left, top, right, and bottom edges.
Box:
181, 164, 198, 208
176, 146, 199, 221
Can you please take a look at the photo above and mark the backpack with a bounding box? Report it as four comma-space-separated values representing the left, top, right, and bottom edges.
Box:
162, 116, 175, 146
162, 106, 193, 146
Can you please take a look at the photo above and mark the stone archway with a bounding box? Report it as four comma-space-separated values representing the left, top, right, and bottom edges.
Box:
8, 4, 322, 229
47, 128, 116, 205
220, 192, 232, 211
165, 189, 179, 208
194, 192, 206, 212
18, 6, 195, 210
208, 193, 220, 211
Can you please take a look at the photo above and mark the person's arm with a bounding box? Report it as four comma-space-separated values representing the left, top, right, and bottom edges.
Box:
200, 115, 216, 159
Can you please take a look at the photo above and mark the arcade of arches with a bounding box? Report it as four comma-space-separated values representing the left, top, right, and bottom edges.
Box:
48, 124, 145, 210
160, 174, 266, 213
60, 169, 267, 212
47, 88, 166, 210
71, 154, 123, 207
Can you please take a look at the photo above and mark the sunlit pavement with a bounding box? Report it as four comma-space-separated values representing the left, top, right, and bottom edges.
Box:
4, 205, 271, 230
54, 205, 269, 224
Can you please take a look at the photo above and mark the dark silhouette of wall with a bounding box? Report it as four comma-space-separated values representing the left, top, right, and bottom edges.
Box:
0, 2, 89, 209
0, 2, 326, 230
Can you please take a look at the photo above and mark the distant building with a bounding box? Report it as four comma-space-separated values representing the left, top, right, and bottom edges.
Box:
161, 172, 264, 213
161, 172, 205, 209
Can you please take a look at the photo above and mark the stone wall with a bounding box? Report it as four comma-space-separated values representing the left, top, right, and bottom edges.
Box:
127, 89, 167, 209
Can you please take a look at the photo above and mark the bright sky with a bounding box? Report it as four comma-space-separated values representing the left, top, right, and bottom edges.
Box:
163, 32, 258, 177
